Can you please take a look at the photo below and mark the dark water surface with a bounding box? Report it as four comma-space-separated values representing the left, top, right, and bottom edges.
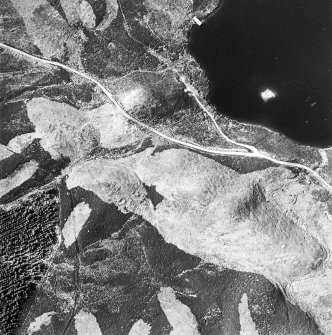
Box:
189, 0, 331, 147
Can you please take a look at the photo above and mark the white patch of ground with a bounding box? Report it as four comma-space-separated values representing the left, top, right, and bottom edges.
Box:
62, 202, 91, 248
120, 149, 332, 332
128, 319, 151, 335
64, 148, 332, 333
0, 144, 13, 160
66, 158, 152, 214
74, 310, 102, 335
0, 160, 38, 198
118, 87, 146, 110
85, 103, 142, 149
7, 133, 38, 153
27, 311, 56, 334
125, 149, 323, 283
25, 98, 143, 160
79, 0, 96, 28
26, 98, 87, 160
288, 268, 332, 334
61, 0, 96, 28
129, 148, 237, 204
157, 287, 200, 335
60, 0, 81, 25
319, 149, 328, 166
238, 293, 259, 335
322, 147, 332, 181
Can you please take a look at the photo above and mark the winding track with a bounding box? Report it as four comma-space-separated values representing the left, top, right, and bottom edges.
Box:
1, 42, 331, 193
179, 76, 260, 154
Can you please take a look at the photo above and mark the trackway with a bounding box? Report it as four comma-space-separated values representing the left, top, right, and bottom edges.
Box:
1, 42, 331, 193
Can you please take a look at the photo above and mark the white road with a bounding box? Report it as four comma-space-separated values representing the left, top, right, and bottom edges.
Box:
1, 42, 331, 193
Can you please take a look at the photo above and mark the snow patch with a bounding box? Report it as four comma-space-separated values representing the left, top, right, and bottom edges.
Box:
74, 310, 102, 335
60, 0, 81, 25
288, 268, 332, 335
62, 202, 91, 248
25, 98, 142, 160
85, 103, 141, 148
238, 293, 259, 335
128, 319, 151, 335
66, 158, 151, 214
0, 144, 13, 160
158, 287, 200, 335
7, 133, 38, 153
319, 149, 328, 166
26, 97, 87, 160
118, 87, 146, 110
28, 312, 56, 334
79, 0, 96, 29
0, 160, 38, 198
